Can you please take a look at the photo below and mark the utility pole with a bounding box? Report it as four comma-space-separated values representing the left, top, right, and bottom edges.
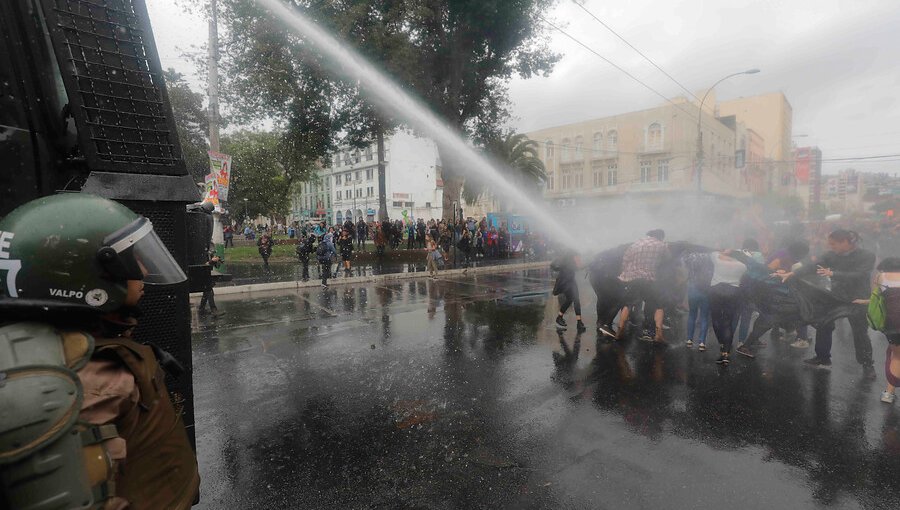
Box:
208, 0, 220, 152
208, 0, 225, 270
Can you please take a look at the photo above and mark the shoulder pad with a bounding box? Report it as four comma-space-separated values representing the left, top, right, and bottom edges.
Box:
0, 365, 82, 463
0, 322, 95, 372
0, 322, 103, 509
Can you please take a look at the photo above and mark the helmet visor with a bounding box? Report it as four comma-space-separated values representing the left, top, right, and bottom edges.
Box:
105, 217, 187, 285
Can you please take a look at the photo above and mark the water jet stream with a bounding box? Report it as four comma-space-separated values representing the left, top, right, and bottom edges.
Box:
253, 0, 584, 252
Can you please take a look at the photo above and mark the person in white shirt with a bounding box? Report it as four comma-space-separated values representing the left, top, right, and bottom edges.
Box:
708, 251, 748, 366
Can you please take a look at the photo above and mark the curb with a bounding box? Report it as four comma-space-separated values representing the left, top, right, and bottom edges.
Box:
190, 260, 550, 298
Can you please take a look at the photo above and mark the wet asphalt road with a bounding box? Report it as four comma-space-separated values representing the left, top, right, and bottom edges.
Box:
191, 268, 900, 509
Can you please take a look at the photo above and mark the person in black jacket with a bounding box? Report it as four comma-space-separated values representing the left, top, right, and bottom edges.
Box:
295, 233, 314, 281
553, 251, 585, 333
198, 246, 224, 316
784, 229, 876, 377
257, 233, 274, 272
588, 244, 629, 338
337, 228, 354, 275
457, 229, 473, 269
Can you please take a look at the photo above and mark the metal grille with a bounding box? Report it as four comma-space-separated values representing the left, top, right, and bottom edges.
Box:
41, 0, 185, 174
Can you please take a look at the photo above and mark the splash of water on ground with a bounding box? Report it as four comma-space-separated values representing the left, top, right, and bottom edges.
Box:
254, 0, 584, 252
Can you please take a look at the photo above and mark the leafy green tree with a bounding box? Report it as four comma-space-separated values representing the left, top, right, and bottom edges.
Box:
312, 0, 413, 220
218, 0, 341, 188
400, 0, 560, 218
217, 0, 560, 221
464, 132, 546, 211
164, 68, 209, 182
222, 130, 292, 222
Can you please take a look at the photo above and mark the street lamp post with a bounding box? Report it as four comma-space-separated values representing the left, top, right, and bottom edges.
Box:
696, 68, 760, 192
243, 197, 249, 223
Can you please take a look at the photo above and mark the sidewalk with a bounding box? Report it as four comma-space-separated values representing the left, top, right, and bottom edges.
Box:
191, 259, 550, 298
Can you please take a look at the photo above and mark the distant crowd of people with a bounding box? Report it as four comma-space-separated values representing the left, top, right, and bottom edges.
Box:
552, 222, 900, 405
225, 216, 549, 285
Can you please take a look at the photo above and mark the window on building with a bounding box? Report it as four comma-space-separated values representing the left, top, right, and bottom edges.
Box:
355, 171, 360, 181
404, 202, 413, 207
425, 202, 432, 208
657, 159, 669, 182
640, 160, 652, 183
545, 140, 553, 160
335, 191, 341, 201
648, 123, 662, 149
345, 190, 351, 199
365, 146, 373, 161
335, 175, 341, 185
561, 138, 571, 162
343, 152, 350, 165
561, 167, 572, 189
574, 136, 583, 160
366, 169, 373, 180
345, 173, 351, 183
367, 186, 374, 197
593, 168, 602, 187
352, 150, 360, 164
593, 132, 603, 157
548, 173, 554, 190
607, 164, 618, 186
392, 201, 403, 207
607, 130, 618, 151
575, 170, 583, 188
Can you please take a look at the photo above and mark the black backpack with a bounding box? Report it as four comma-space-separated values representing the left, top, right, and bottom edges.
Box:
316, 242, 328, 259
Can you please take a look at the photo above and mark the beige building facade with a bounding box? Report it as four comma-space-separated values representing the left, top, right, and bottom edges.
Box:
718, 92, 793, 192
528, 101, 749, 203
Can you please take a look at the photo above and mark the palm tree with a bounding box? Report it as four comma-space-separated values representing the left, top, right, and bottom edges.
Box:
463, 132, 547, 211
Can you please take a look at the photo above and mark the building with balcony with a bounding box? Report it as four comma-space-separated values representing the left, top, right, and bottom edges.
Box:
291, 130, 443, 225
528, 99, 747, 206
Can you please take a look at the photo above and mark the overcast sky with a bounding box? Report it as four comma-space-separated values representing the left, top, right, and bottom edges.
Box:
146, 0, 900, 174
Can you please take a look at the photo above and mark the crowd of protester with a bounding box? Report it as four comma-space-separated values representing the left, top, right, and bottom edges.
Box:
553, 220, 900, 404
234, 216, 549, 284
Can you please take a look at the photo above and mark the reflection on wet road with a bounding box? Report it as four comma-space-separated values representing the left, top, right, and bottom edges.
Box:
192, 269, 900, 509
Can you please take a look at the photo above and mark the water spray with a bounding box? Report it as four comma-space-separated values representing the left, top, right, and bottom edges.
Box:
253, 0, 586, 252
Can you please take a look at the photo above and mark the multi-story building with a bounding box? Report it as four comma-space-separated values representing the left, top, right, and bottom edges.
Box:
528, 99, 746, 205
793, 146, 823, 212
291, 130, 443, 225
824, 168, 865, 213
289, 164, 332, 224
718, 92, 793, 193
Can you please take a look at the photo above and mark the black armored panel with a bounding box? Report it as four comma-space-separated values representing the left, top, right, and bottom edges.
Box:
37, 0, 201, 446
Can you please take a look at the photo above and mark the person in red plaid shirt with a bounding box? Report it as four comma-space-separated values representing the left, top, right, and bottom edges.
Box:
617, 229, 669, 342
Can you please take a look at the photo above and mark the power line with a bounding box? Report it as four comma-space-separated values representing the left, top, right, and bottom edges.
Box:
538, 15, 696, 121
570, 0, 701, 104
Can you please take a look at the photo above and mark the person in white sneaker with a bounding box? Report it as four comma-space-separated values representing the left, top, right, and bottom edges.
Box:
873, 258, 900, 403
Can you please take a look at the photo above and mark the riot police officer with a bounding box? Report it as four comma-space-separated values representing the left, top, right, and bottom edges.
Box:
0, 194, 200, 509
